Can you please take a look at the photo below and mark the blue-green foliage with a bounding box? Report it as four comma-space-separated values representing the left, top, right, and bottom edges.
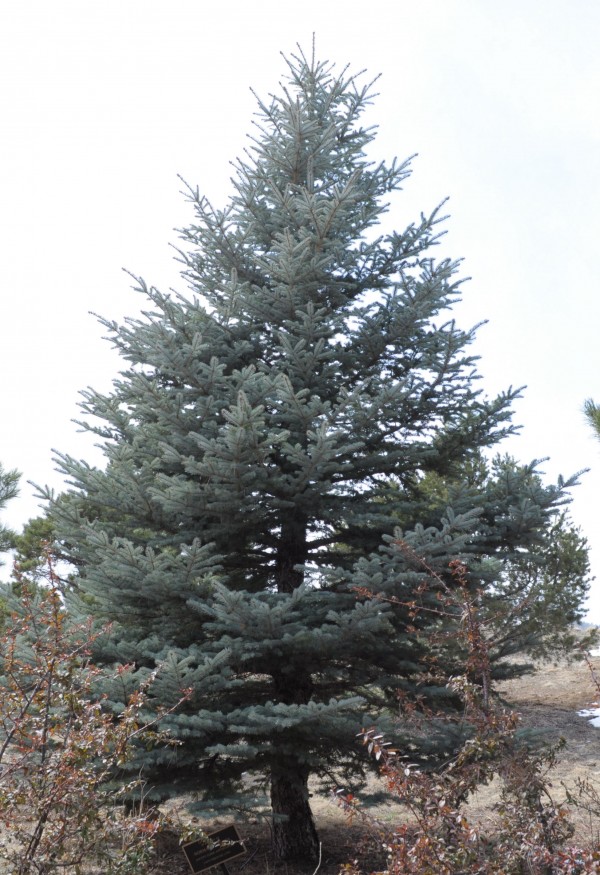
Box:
44, 48, 588, 858
0, 464, 18, 562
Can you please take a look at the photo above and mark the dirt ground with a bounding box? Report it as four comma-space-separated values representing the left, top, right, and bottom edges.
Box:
149, 655, 600, 875
492, 655, 600, 843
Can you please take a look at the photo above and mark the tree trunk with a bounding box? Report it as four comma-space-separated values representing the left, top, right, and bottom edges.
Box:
271, 758, 319, 862
275, 514, 307, 593
269, 667, 318, 861
270, 513, 319, 861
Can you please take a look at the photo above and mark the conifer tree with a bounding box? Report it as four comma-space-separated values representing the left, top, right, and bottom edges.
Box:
0, 465, 19, 627
584, 397, 600, 441
48, 49, 585, 861
409, 455, 593, 671
0, 464, 19, 563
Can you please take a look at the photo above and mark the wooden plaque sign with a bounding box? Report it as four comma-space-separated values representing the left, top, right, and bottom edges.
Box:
182, 824, 246, 873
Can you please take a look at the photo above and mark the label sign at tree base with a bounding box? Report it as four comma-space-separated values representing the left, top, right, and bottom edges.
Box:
182, 824, 246, 873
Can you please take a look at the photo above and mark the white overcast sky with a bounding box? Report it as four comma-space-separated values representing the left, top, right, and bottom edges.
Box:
2, 1, 600, 616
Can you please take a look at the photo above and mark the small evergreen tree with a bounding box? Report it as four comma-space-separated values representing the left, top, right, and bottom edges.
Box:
48, 49, 585, 861
584, 397, 600, 441
0, 464, 19, 625
12, 515, 56, 576
409, 455, 593, 671
0, 464, 19, 563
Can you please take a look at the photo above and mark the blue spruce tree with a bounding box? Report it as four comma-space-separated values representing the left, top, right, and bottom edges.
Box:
48, 49, 586, 861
